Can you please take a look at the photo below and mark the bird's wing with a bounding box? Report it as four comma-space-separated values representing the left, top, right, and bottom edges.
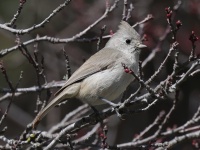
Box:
55, 48, 123, 96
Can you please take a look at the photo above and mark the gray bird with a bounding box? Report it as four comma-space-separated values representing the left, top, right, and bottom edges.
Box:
32, 21, 146, 128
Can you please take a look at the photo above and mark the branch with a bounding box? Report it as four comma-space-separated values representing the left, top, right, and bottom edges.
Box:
0, 0, 72, 34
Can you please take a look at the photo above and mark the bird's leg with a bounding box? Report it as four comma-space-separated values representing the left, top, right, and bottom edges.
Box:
89, 106, 103, 125
90, 106, 99, 114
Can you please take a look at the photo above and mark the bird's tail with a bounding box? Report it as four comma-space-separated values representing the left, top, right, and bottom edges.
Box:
32, 92, 66, 129
32, 83, 81, 129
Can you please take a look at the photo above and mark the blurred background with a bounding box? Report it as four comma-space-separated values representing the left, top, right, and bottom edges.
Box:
0, 0, 200, 149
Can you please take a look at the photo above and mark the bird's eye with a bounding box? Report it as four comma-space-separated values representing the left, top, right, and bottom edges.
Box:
126, 39, 131, 44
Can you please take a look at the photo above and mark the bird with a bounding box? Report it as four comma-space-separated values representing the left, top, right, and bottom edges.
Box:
32, 21, 146, 128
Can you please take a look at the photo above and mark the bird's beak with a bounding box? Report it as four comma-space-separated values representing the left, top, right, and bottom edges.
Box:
137, 44, 147, 49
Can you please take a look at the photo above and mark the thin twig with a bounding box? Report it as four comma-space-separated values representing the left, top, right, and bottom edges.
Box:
1, 0, 72, 34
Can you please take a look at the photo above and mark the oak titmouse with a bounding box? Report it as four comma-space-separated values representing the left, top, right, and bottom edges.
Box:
33, 21, 146, 127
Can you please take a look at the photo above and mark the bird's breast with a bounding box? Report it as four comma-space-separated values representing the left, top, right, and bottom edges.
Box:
76, 63, 135, 105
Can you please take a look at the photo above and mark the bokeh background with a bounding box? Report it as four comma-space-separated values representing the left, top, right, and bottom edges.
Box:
0, 0, 200, 149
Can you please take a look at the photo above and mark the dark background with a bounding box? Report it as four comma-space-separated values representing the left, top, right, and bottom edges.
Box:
0, 0, 200, 149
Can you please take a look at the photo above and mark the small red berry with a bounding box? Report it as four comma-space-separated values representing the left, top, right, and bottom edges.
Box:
189, 31, 198, 42
124, 68, 129, 73
165, 7, 170, 13
166, 13, 172, 18
176, 20, 182, 27
176, 20, 182, 30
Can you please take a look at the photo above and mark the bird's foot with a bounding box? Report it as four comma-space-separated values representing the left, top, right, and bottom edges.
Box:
89, 106, 102, 124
